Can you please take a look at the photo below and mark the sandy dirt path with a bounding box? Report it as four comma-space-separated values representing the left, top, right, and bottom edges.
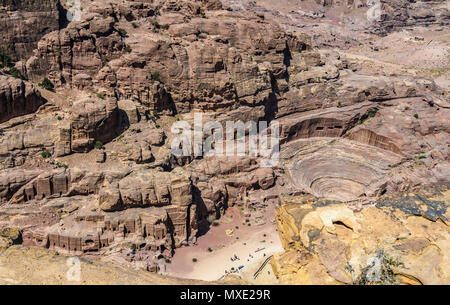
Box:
166, 204, 283, 282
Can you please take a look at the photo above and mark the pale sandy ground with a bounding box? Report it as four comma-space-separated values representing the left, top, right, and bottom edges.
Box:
166, 204, 283, 283
341, 26, 450, 90
0, 246, 215, 285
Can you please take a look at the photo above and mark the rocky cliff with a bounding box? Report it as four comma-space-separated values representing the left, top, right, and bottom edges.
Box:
0, 75, 45, 123
0, 0, 448, 283
0, 0, 61, 61
272, 184, 450, 285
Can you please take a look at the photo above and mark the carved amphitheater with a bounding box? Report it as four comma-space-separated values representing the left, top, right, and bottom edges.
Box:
0, 0, 449, 284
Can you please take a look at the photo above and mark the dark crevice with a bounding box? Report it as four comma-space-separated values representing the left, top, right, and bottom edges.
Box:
57, 2, 70, 29
333, 220, 354, 231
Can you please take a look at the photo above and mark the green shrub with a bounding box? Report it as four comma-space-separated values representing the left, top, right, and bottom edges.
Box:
368, 109, 378, 118
97, 93, 105, 99
192, 258, 198, 263
56, 162, 68, 169
131, 22, 139, 28
165, 258, 171, 264
360, 109, 378, 124
38, 78, 54, 91
130, 244, 137, 251
8, 67, 24, 80
208, 247, 213, 252
124, 44, 132, 53
153, 21, 161, 29
94, 141, 103, 149
57, 116, 62, 121
414, 113, 419, 119
151, 72, 160, 82
352, 250, 404, 285
41, 150, 51, 159
0, 53, 10, 68
117, 28, 128, 37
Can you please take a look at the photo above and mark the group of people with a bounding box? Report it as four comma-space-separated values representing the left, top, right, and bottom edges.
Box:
230, 254, 240, 261
225, 265, 245, 275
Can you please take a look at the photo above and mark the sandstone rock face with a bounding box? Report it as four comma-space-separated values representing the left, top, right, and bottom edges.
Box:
0, 0, 61, 61
0, 169, 42, 203
70, 97, 123, 153
118, 99, 140, 125
99, 168, 192, 211
0, 75, 45, 124
0, 0, 448, 283
273, 184, 450, 285
8, 169, 70, 204
23, 0, 445, 122
0, 94, 125, 169
374, 0, 450, 33
2, 166, 197, 257
22, 0, 295, 119
295, 0, 449, 33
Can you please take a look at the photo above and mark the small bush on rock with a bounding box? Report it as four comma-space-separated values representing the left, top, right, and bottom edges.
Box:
41, 150, 51, 159
94, 141, 103, 150
38, 78, 54, 91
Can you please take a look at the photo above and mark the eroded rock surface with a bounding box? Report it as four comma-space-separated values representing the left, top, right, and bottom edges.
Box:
0, 0, 448, 283
0, 75, 45, 124
272, 184, 450, 285
0, 0, 61, 61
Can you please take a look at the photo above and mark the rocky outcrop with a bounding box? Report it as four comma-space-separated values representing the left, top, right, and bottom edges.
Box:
0, 0, 448, 283
0, 75, 45, 124
374, 0, 450, 33
0, 94, 124, 169
0, 169, 42, 203
2, 166, 198, 257
99, 168, 192, 211
296, 0, 450, 34
22, 0, 300, 119
0, 0, 61, 61
70, 97, 124, 153
23, 0, 444, 121
188, 156, 276, 219
272, 184, 450, 284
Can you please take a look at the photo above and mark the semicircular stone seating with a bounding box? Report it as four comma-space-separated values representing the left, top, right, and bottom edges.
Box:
282, 138, 403, 201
